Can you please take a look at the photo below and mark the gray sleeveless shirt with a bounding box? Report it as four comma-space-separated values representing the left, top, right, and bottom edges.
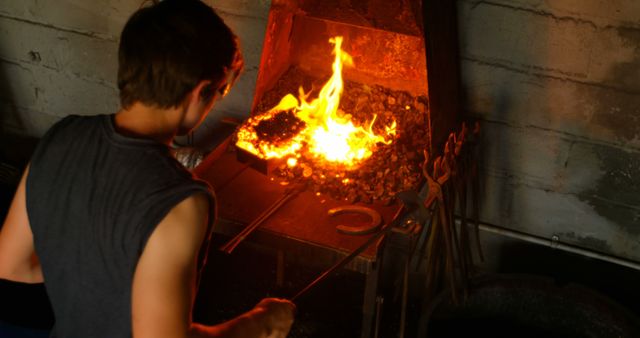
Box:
26, 114, 214, 338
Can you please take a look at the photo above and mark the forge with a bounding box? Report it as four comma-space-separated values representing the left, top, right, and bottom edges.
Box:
233, 1, 439, 204
197, 0, 459, 252
194, 1, 462, 336
237, 35, 423, 204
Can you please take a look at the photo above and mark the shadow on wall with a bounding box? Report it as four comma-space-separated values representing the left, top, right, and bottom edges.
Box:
588, 27, 640, 143
0, 53, 22, 133
0, 54, 39, 167
480, 87, 512, 227
456, 0, 554, 237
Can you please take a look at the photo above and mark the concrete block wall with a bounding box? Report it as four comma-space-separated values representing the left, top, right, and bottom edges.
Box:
0, 1, 638, 263
0, 0, 270, 137
0, 0, 128, 135
458, 0, 640, 261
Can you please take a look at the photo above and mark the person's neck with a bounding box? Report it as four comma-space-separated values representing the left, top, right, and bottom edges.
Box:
114, 102, 185, 145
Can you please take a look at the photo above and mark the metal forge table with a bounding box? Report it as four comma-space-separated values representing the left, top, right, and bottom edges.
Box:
195, 147, 402, 338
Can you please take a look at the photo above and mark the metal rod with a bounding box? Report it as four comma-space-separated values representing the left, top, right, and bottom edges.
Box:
291, 206, 405, 302
455, 217, 640, 271
373, 296, 383, 338
220, 187, 300, 254
291, 225, 388, 301
398, 257, 409, 338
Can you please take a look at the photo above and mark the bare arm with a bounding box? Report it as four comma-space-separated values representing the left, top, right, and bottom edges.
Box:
131, 193, 294, 338
0, 165, 43, 284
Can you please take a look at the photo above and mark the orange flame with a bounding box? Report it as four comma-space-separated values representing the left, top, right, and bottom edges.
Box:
236, 36, 396, 168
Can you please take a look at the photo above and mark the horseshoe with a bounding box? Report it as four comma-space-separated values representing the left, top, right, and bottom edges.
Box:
328, 205, 383, 235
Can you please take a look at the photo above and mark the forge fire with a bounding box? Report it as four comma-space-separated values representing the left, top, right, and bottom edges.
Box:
236, 36, 430, 204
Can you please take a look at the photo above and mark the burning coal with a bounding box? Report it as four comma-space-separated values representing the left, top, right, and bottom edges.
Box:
236, 36, 397, 169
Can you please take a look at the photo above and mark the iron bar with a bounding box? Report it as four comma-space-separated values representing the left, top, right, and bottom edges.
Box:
219, 186, 302, 254
291, 206, 405, 302
456, 217, 640, 272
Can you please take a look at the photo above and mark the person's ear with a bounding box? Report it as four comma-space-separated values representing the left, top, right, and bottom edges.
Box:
190, 80, 213, 107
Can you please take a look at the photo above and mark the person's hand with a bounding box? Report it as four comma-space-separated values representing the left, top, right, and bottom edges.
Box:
254, 298, 295, 338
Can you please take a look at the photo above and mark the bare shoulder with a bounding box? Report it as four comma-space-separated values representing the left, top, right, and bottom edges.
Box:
145, 192, 210, 262
131, 192, 211, 338
168, 193, 210, 219
0, 164, 43, 283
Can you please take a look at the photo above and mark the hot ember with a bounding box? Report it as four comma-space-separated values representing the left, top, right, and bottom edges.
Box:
236, 36, 397, 168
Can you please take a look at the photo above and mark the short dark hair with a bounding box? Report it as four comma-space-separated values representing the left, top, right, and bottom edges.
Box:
117, 0, 243, 109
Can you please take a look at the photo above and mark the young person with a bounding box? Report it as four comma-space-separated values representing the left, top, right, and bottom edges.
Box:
0, 0, 295, 337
